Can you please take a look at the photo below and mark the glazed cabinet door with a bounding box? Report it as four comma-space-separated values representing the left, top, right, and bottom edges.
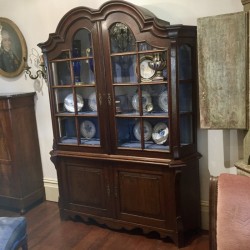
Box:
46, 19, 109, 153
101, 14, 171, 158
113, 163, 171, 229
58, 158, 113, 217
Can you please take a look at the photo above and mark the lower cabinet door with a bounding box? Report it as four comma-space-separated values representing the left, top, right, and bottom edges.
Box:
114, 164, 168, 229
60, 158, 113, 217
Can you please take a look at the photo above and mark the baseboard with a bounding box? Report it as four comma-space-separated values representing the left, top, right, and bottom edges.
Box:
201, 200, 209, 230
43, 178, 209, 230
44, 178, 59, 202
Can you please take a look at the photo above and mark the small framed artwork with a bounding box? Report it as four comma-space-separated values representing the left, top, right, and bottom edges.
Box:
0, 17, 27, 78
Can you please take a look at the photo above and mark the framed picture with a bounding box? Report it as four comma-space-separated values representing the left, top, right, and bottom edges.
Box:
0, 17, 27, 78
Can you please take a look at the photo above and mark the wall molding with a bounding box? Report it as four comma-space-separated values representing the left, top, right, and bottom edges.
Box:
43, 178, 209, 230
44, 178, 59, 202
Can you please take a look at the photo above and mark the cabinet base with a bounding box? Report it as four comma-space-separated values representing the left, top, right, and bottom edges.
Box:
0, 187, 45, 214
59, 207, 200, 248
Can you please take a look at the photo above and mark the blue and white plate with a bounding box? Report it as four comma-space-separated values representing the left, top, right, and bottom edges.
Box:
133, 120, 152, 141
158, 90, 168, 112
80, 120, 96, 139
88, 92, 97, 111
152, 122, 168, 144
132, 91, 152, 112
64, 93, 84, 112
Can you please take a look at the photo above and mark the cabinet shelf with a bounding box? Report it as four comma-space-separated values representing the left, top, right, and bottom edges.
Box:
115, 113, 169, 118
56, 112, 98, 117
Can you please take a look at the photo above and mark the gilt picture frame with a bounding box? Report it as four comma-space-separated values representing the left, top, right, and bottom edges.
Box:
0, 17, 27, 78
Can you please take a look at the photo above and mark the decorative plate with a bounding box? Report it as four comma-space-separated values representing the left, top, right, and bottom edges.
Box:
133, 120, 152, 141
80, 120, 96, 139
132, 91, 152, 112
64, 93, 84, 112
88, 92, 97, 111
152, 122, 168, 144
140, 56, 156, 81
158, 90, 168, 112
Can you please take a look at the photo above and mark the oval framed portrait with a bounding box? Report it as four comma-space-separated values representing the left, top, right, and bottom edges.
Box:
0, 17, 27, 78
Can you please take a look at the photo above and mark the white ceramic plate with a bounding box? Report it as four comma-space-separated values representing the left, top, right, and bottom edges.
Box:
88, 92, 97, 111
158, 90, 168, 112
132, 91, 152, 112
80, 120, 96, 139
133, 120, 152, 141
64, 93, 84, 112
140, 56, 156, 81
152, 122, 168, 144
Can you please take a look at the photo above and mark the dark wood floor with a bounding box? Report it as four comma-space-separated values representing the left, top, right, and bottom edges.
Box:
0, 201, 209, 250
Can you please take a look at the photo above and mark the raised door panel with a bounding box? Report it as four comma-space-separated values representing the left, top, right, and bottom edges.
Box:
198, 12, 247, 129
62, 159, 112, 217
114, 165, 167, 228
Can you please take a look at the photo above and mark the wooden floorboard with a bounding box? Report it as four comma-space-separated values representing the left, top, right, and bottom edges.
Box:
0, 201, 209, 250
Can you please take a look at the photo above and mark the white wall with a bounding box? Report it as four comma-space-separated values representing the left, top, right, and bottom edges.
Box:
0, 0, 244, 229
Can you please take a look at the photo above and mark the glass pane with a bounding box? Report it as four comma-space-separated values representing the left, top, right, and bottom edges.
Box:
54, 89, 84, 114
138, 42, 153, 51
116, 118, 141, 149
72, 29, 95, 84
72, 29, 92, 57
114, 86, 136, 114
78, 117, 100, 146
58, 117, 77, 144
72, 59, 95, 84
180, 115, 193, 145
112, 55, 136, 83
146, 118, 169, 151
139, 52, 167, 82
110, 23, 136, 53
141, 84, 168, 115
51, 51, 71, 86
179, 44, 192, 80
179, 82, 192, 112
116, 118, 169, 151
115, 86, 138, 114
75, 87, 98, 114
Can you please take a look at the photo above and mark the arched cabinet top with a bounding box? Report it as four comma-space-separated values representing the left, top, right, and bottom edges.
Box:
38, 0, 173, 52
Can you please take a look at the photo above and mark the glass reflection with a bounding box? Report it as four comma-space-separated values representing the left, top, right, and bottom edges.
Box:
179, 44, 192, 80
180, 115, 193, 145
58, 117, 77, 144
110, 23, 136, 53
112, 55, 136, 83
72, 29, 95, 84
116, 117, 169, 151
79, 117, 100, 146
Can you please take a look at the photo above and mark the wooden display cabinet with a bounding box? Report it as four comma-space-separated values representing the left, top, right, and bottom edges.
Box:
0, 92, 45, 214
39, 1, 201, 247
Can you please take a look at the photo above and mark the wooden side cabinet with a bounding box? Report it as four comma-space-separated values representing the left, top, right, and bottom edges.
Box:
0, 92, 45, 213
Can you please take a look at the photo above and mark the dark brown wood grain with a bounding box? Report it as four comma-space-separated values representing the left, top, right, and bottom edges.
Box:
0, 93, 45, 214
0, 201, 209, 250
38, 1, 201, 248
